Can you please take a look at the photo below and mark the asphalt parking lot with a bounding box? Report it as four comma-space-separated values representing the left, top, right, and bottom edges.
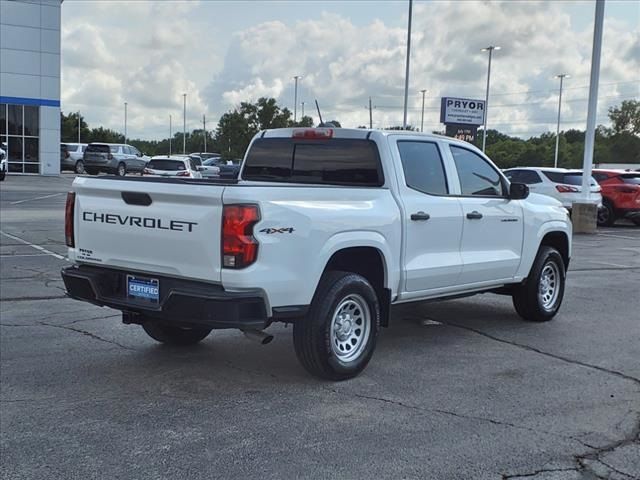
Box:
1, 174, 639, 480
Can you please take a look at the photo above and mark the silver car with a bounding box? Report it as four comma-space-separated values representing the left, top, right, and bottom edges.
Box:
83, 143, 149, 176
61, 143, 87, 173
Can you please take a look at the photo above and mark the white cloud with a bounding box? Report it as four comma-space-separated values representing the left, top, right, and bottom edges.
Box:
61, 1, 639, 139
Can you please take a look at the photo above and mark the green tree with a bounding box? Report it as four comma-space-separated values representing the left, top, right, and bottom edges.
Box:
60, 112, 90, 143
608, 100, 640, 135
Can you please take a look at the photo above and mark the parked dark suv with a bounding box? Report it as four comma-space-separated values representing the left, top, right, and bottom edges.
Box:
83, 143, 149, 176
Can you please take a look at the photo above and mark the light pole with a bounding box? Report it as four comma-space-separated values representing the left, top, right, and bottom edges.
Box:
420, 89, 427, 132
182, 93, 187, 154
402, 0, 413, 129
169, 115, 172, 156
554, 74, 570, 168
301, 101, 305, 118
481, 45, 500, 152
293, 75, 302, 123
203, 114, 207, 152
124, 102, 128, 144
77, 111, 81, 143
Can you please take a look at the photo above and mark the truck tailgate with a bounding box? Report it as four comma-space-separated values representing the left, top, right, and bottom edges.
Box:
71, 177, 225, 283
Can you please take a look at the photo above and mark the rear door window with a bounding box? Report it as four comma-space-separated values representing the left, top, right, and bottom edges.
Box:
397, 141, 448, 195
621, 174, 640, 185
243, 138, 383, 186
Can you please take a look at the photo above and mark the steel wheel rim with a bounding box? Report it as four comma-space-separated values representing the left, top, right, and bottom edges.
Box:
330, 294, 371, 362
538, 261, 560, 311
118, 164, 125, 176
76, 161, 85, 174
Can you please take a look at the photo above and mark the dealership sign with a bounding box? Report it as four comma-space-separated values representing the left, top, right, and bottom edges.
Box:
440, 97, 485, 126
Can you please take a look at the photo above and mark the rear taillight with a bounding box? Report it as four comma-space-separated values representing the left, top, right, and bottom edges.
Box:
222, 205, 260, 269
65, 192, 75, 247
108, 153, 113, 160
176, 170, 190, 177
65, 151, 70, 159
142, 168, 152, 175
556, 185, 579, 193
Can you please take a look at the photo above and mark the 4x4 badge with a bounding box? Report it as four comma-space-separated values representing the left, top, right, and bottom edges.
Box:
259, 227, 295, 234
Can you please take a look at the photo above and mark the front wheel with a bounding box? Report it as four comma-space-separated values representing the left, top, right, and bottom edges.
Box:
293, 271, 380, 380
142, 320, 212, 346
597, 200, 615, 227
116, 162, 127, 177
74, 160, 85, 175
512, 246, 565, 322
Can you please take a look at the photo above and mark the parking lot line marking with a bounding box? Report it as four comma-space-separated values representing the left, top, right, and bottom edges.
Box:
588, 260, 631, 269
0, 253, 55, 258
596, 233, 638, 240
10, 192, 65, 205
0, 231, 67, 261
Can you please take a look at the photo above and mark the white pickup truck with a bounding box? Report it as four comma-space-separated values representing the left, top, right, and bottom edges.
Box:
62, 128, 572, 380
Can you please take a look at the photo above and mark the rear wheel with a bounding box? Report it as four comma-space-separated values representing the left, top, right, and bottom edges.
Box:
293, 271, 380, 380
597, 199, 615, 227
512, 246, 565, 322
74, 160, 85, 174
142, 320, 212, 346
116, 162, 127, 177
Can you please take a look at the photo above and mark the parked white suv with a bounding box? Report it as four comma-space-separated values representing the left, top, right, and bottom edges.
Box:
142, 155, 203, 178
0, 144, 6, 181
62, 128, 572, 380
504, 167, 602, 211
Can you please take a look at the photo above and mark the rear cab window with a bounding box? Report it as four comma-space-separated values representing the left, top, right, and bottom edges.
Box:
243, 138, 383, 187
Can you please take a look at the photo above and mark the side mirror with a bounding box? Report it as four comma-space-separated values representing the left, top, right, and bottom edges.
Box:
509, 182, 529, 200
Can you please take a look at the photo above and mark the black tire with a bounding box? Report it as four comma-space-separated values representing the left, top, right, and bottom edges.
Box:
293, 271, 380, 381
597, 199, 615, 227
116, 162, 127, 177
85, 167, 99, 175
142, 320, 212, 346
632, 218, 640, 227
0, 172, 5, 181
74, 160, 85, 175
512, 246, 565, 322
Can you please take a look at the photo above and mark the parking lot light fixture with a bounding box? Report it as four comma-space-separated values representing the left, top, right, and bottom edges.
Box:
124, 102, 128, 144
183, 94, 187, 154
402, 0, 413, 130
481, 45, 500, 152
554, 74, 570, 168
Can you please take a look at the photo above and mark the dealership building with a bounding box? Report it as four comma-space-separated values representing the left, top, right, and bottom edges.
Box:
1, 0, 61, 175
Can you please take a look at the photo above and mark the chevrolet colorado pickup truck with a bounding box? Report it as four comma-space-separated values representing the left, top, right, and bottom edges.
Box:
62, 128, 572, 380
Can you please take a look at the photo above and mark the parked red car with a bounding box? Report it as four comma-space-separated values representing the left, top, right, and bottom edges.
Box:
593, 169, 640, 226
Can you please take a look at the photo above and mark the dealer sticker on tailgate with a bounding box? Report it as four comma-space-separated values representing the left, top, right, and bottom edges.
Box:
127, 275, 159, 303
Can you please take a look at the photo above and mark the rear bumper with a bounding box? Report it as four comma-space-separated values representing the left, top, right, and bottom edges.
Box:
61, 265, 268, 330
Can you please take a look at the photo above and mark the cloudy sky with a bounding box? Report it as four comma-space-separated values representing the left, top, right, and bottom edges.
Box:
61, 0, 640, 140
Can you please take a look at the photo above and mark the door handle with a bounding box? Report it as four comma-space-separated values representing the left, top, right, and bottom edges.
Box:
411, 211, 431, 221
466, 211, 483, 220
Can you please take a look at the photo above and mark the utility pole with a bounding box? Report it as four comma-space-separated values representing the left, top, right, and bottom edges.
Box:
203, 114, 207, 152
574, 0, 605, 234
124, 102, 128, 144
554, 74, 570, 168
77, 111, 81, 143
293, 75, 302, 123
169, 115, 172, 156
369, 97, 373, 129
481, 45, 500, 152
420, 89, 427, 132
402, 0, 413, 129
182, 93, 187, 154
